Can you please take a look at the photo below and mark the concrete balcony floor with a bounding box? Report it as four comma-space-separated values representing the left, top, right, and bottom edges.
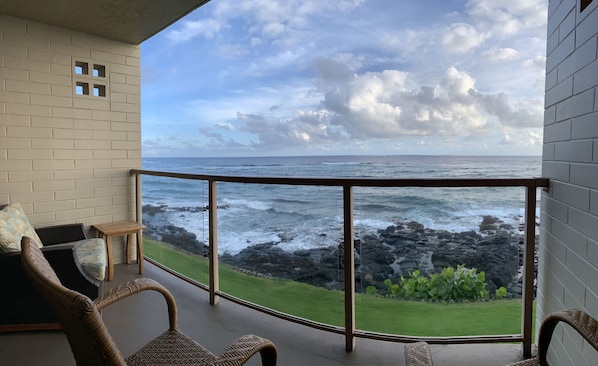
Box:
1, 261, 527, 365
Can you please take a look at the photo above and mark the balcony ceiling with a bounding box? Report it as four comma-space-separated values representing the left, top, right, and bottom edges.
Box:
0, 0, 210, 44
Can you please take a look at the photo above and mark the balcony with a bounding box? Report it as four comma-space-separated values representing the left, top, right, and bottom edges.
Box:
0, 167, 549, 365
1, 0, 596, 364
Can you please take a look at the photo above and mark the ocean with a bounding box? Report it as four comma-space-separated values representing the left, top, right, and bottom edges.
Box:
141, 155, 542, 255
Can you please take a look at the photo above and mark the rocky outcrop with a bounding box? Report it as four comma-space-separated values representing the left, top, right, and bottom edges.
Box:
142, 204, 209, 256
142, 205, 536, 298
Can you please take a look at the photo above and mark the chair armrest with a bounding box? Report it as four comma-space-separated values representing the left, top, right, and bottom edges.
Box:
94, 278, 178, 330
537, 309, 598, 364
217, 334, 278, 366
35, 223, 87, 245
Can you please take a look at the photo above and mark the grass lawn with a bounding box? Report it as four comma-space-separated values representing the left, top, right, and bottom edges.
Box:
144, 238, 534, 337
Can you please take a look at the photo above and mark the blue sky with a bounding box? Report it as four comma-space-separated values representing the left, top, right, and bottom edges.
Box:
141, 0, 548, 157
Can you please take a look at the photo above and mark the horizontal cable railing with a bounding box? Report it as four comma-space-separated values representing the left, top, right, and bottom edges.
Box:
131, 168, 549, 356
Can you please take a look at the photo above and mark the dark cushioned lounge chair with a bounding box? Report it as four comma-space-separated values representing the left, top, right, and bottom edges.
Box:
0, 203, 103, 332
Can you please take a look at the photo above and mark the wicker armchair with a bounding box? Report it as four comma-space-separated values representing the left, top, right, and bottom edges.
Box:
20, 237, 278, 366
0, 222, 101, 332
404, 309, 598, 366
507, 309, 598, 366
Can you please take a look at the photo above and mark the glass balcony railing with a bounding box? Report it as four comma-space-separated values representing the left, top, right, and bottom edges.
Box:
130, 168, 548, 357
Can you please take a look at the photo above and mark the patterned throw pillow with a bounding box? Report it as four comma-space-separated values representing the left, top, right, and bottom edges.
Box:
0, 203, 43, 253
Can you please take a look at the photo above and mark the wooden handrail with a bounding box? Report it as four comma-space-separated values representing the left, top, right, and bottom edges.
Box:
131, 168, 548, 188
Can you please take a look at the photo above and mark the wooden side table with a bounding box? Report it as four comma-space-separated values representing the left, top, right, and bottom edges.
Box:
92, 220, 147, 281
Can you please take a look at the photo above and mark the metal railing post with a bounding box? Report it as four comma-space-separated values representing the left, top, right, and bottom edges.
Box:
343, 185, 355, 351
209, 180, 219, 305
521, 184, 537, 358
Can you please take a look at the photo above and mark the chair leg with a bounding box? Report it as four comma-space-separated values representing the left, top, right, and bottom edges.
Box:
105, 235, 114, 281
126, 233, 133, 264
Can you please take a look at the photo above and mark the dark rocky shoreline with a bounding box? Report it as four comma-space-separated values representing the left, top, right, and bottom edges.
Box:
142, 204, 536, 298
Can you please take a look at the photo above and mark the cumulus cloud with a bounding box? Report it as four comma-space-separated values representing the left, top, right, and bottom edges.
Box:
482, 47, 519, 62
219, 60, 543, 152
442, 23, 487, 54
471, 92, 543, 128
236, 109, 344, 149
314, 62, 493, 139
163, 0, 369, 61
499, 130, 543, 148
197, 126, 249, 150
166, 19, 221, 43
523, 54, 546, 69
466, 0, 548, 38
211, 0, 365, 44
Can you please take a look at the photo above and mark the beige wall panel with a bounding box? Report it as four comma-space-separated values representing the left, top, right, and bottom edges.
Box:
540, 1, 598, 364
1, 12, 140, 264
55, 188, 94, 201
91, 110, 127, 122
53, 169, 93, 181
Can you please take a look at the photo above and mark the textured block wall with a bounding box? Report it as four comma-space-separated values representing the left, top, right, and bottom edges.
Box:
540, 0, 598, 364
0, 14, 141, 262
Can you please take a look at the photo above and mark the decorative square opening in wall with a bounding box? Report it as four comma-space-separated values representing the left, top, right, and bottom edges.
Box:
93, 64, 106, 78
74, 61, 88, 75
75, 82, 89, 96
581, 0, 593, 12
93, 84, 106, 97
72, 58, 109, 100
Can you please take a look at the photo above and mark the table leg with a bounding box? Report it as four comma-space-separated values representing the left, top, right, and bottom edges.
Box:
136, 229, 143, 274
126, 233, 132, 264
105, 235, 114, 281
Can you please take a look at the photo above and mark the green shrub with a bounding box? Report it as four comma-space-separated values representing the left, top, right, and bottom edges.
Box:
365, 285, 378, 296
495, 286, 507, 299
380, 265, 495, 302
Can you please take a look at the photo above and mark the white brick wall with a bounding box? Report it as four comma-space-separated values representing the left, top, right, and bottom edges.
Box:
0, 14, 141, 263
540, 0, 598, 364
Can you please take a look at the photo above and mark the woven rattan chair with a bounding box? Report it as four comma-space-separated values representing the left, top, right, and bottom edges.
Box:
404, 309, 598, 366
20, 237, 277, 366
507, 309, 598, 366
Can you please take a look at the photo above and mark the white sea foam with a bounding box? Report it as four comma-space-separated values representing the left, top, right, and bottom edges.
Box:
354, 217, 395, 231
222, 198, 272, 211
219, 229, 282, 254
